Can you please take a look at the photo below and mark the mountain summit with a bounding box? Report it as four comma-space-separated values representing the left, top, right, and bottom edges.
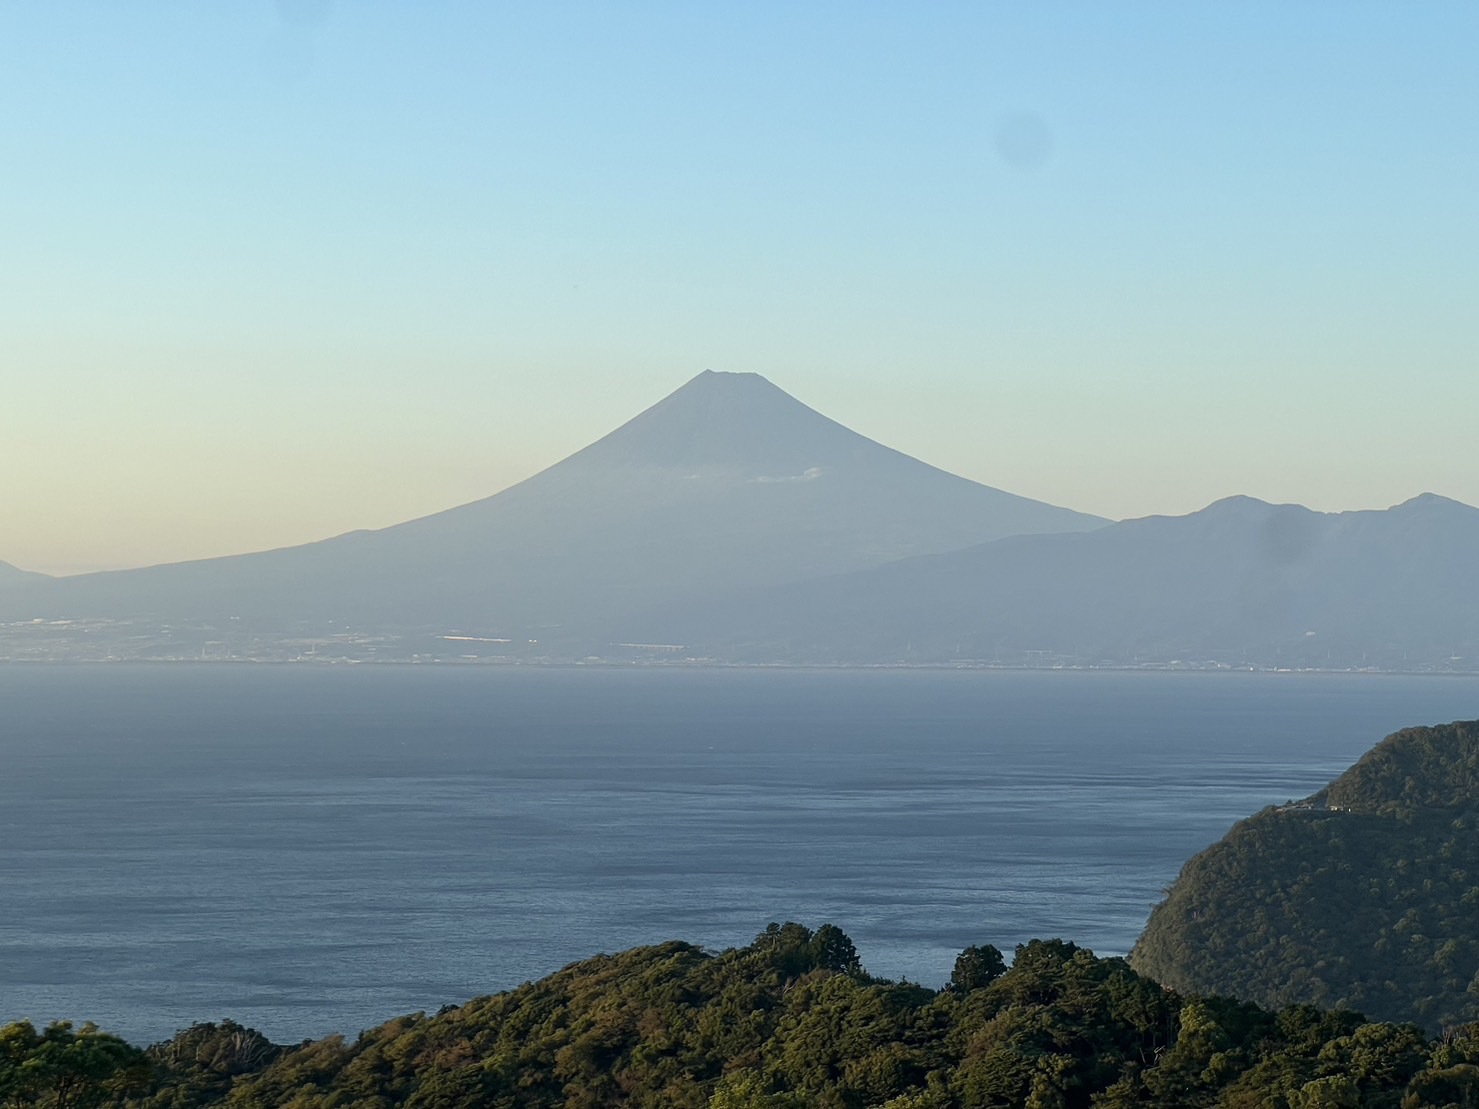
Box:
565, 369, 940, 474
2, 372, 1104, 657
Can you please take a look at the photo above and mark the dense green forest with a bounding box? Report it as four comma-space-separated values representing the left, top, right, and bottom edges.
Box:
7, 922, 1479, 1108
1132, 721, 1479, 1031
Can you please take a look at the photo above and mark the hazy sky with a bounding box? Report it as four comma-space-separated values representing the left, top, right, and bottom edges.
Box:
5, 2, 1477, 575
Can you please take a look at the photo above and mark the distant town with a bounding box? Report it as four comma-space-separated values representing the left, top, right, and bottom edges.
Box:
3, 615, 1470, 673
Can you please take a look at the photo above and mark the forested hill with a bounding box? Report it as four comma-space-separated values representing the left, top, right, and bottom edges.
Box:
9, 922, 1479, 1108
1320, 721, 1479, 815
1131, 720, 1479, 1031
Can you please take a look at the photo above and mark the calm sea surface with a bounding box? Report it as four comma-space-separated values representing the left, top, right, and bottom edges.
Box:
1, 665, 1476, 1044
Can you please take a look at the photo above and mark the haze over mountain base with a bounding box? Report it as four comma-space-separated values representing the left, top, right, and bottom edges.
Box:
3, 372, 1474, 670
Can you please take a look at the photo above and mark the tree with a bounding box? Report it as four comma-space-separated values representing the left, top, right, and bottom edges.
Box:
948, 945, 1006, 993
0, 1020, 149, 1109
708, 1069, 805, 1108
811, 925, 862, 974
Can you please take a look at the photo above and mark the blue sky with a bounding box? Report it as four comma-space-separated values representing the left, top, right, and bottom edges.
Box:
4, 2, 1477, 573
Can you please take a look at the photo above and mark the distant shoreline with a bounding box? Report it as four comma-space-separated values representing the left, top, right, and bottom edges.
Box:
2, 656, 1476, 676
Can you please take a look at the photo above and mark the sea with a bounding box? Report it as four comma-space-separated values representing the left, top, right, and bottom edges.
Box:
2, 664, 1476, 1045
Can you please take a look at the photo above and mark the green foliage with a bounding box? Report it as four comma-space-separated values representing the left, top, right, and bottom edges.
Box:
1133, 719, 1479, 1031
949, 946, 1006, 995
707, 1070, 805, 1108
0, 1019, 150, 1109
811, 924, 863, 975
14, 919, 1479, 1107
135, 1023, 283, 1108
1326, 721, 1479, 816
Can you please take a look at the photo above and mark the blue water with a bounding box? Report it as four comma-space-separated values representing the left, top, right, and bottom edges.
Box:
1, 665, 1476, 1044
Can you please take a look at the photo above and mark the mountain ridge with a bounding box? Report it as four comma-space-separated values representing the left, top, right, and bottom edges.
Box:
5, 372, 1473, 667
654, 492, 1479, 669
0, 371, 1104, 653
14, 921, 1474, 1108
0, 560, 49, 587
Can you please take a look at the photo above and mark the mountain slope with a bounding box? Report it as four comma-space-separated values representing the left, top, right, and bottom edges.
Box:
667, 493, 1479, 668
72, 923, 1473, 1109
0, 371, 1103, 649
0, 561, 48, 589
1130, 720, 1479, 1030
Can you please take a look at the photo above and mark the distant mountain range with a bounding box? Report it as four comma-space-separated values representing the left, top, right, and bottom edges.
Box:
657, 492, 1479, 669
2, 371, 1475, 668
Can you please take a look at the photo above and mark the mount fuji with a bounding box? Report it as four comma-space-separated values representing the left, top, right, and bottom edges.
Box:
1, 371, 1104, 657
